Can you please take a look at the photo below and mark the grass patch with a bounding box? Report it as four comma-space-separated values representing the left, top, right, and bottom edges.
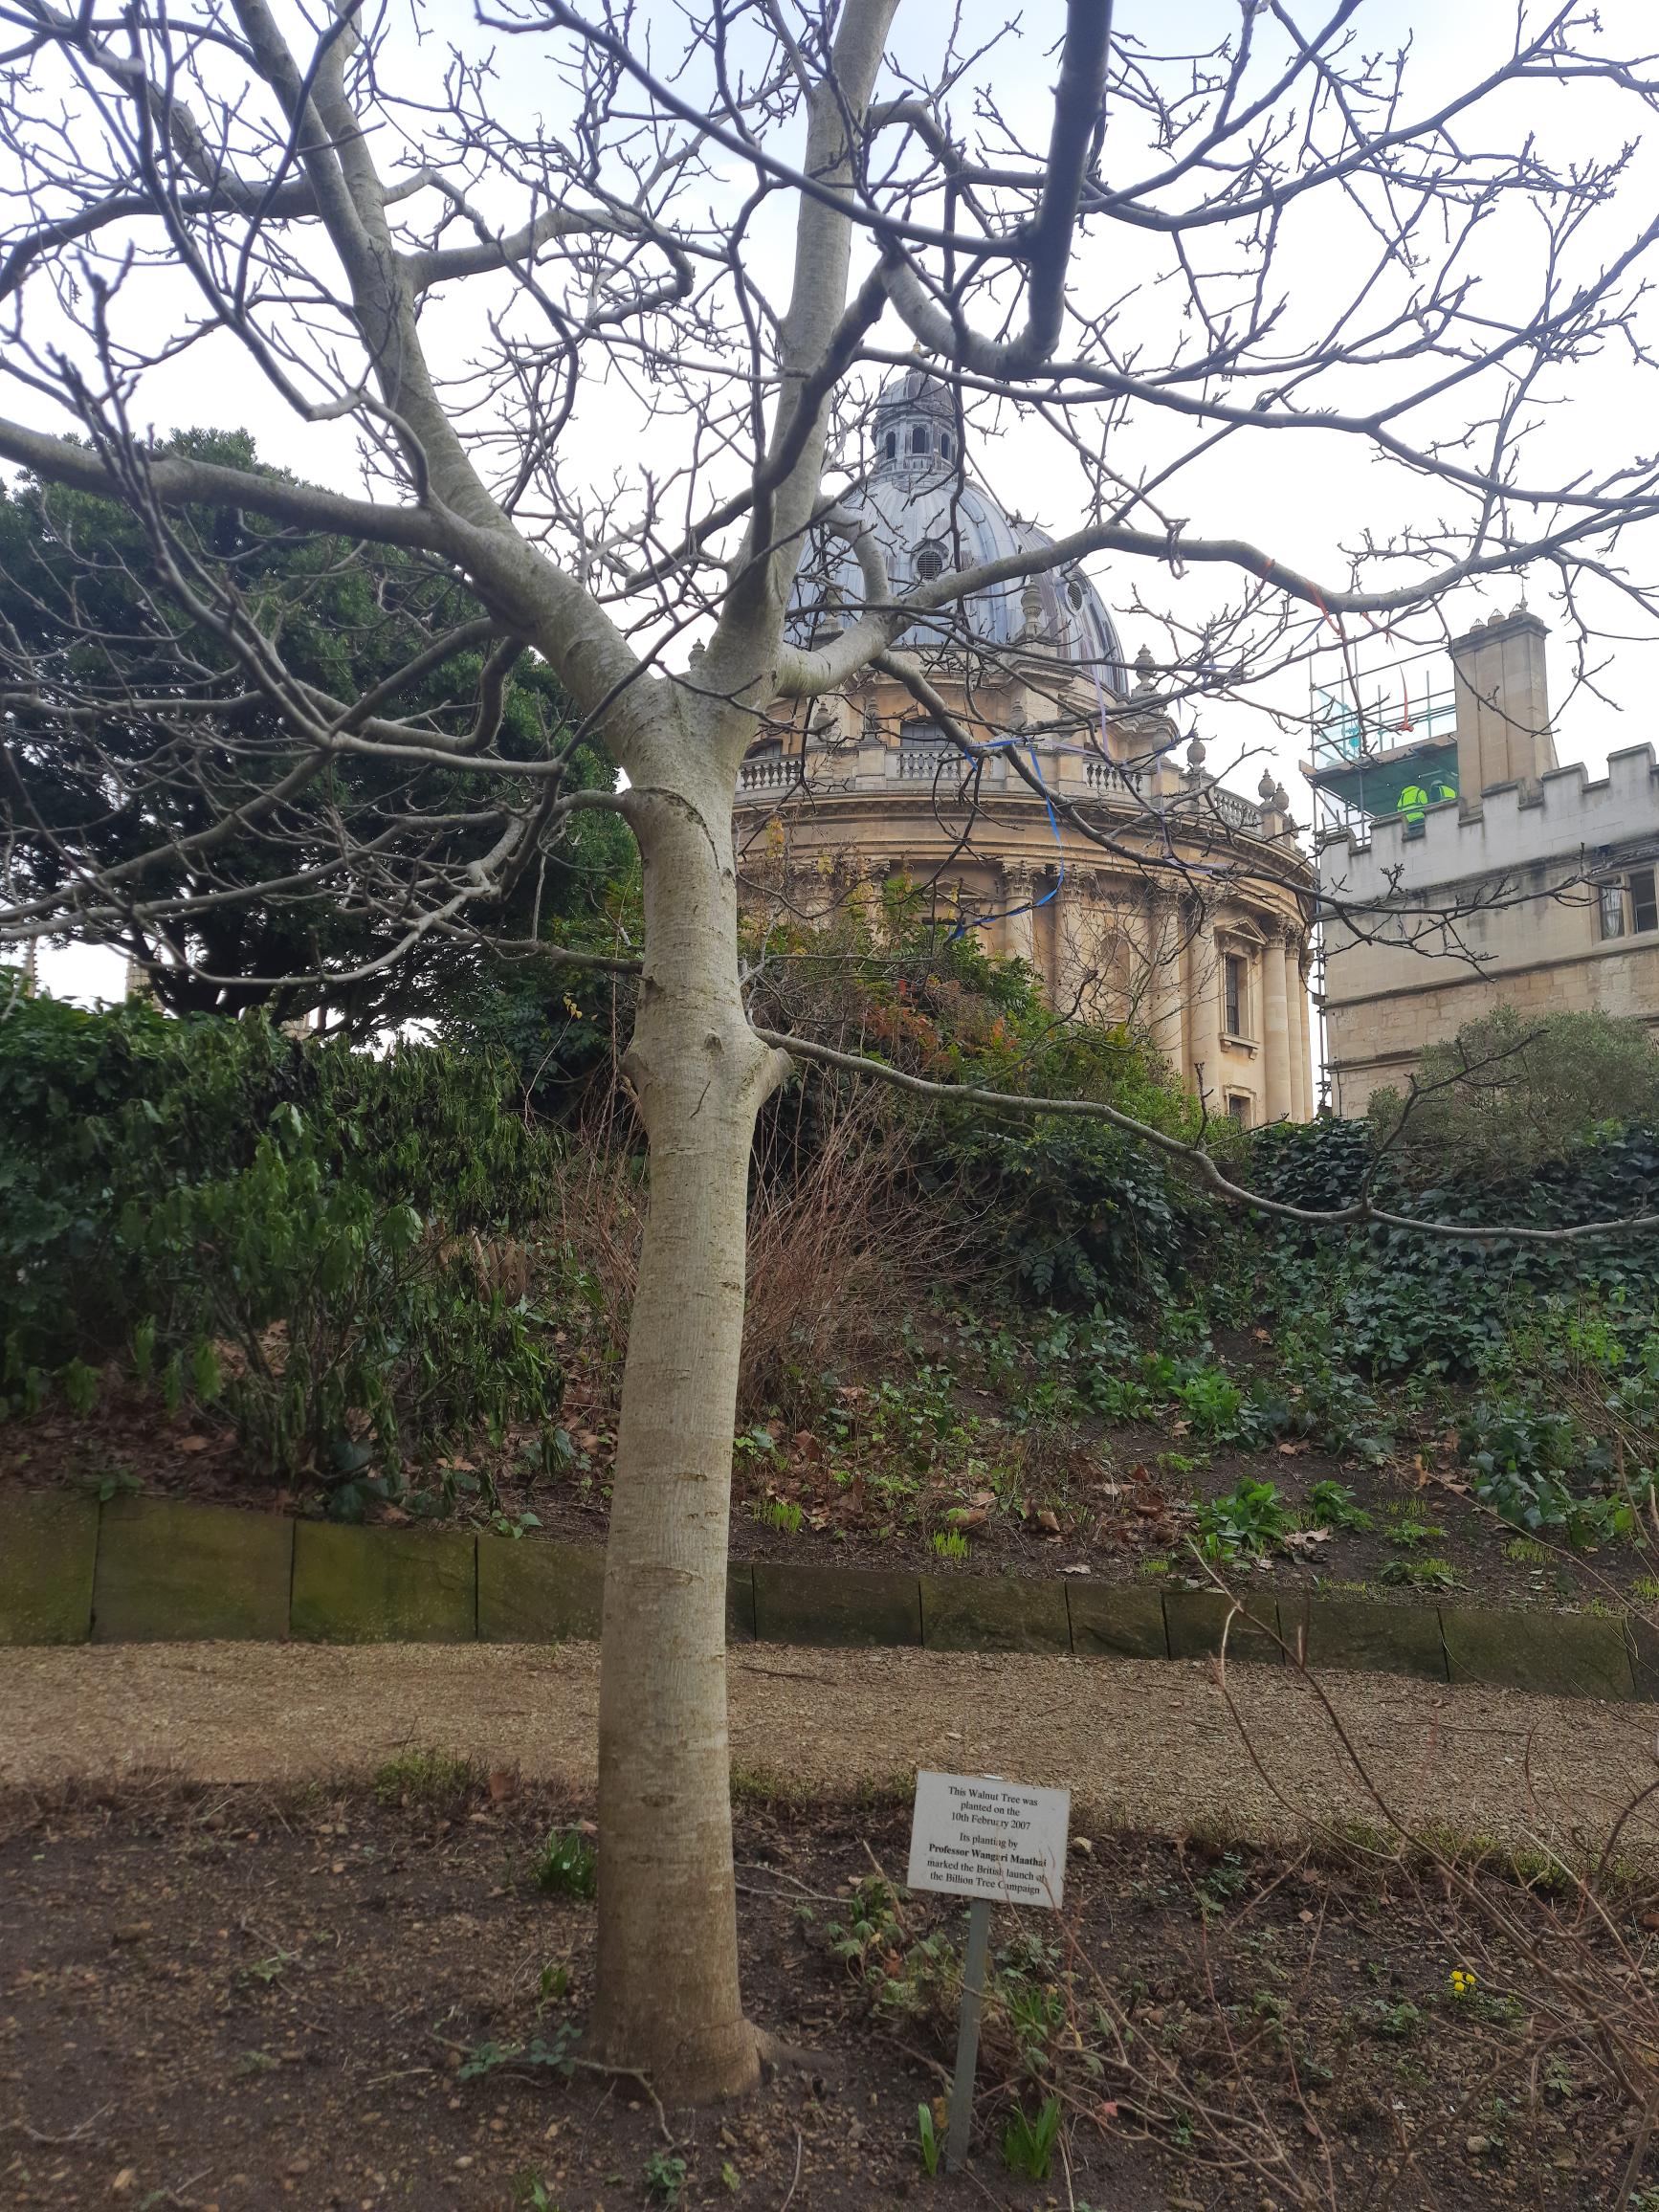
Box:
371, 1748, 477, 1810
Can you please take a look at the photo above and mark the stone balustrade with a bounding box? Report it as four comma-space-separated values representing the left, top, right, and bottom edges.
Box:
738, 740, 1272, 840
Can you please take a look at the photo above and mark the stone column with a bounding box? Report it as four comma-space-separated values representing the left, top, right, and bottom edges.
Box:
1147, 894, 1185, 1070
1057, 872, 1099, 1018
858, 859, 890, 943
1297, 949, 1316, 1118
1262, 929, 1293, 1121
1192, 911, 1228, 1119
1282, 929, 1307, 1124
1002, 865, 1036, 969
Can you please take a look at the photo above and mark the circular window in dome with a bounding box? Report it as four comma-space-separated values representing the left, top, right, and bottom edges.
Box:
1066, 576, 1085, 609
914, 543, 946, 582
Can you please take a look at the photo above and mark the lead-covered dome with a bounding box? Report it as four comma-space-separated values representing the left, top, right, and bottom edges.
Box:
789, 367, 1129, 691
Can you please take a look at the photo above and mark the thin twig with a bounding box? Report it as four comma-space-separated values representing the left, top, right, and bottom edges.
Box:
778, 2124, 804, 2212
569, 2056, 674, 2145
5, 2102, 113, 2146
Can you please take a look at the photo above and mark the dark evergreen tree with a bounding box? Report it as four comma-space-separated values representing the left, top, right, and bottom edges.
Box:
1, 430, 627, 1034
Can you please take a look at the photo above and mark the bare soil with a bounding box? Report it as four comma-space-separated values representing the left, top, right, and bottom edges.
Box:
1, 1373, 1644, 1624
4, 1768, 1656, 2212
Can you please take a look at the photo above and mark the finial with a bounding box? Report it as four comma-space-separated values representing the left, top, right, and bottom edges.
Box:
1133, 642, 1158, 696
1272, 781, 1292, 813
1185, 733, 1207, 770
1258, 768, 1277, 802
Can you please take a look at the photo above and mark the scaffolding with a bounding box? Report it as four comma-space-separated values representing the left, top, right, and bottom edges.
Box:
1306, 660, 1459, 840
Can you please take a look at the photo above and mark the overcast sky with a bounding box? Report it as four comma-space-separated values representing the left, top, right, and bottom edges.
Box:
15, 0, 1659, 1004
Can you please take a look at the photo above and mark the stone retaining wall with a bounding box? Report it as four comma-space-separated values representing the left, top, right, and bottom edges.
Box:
0, 1491, 1646, 1701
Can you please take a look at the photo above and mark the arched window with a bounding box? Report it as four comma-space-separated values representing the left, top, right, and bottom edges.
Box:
914, 543, 945, 582
940, 431, 953, 462
884, 431, 896, 459
910, 423, 929, 454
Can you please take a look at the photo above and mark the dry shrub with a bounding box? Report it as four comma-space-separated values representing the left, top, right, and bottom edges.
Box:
742, 1087, 969, 1424
543, 1085, 969, 1425
545, 1123, 648, 1381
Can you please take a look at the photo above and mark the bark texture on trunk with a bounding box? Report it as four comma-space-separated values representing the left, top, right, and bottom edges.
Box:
586, 734, 784, 2103
583, 1, 895, 2101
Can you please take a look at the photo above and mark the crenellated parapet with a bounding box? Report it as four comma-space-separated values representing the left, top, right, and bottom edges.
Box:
1317, 741, 1659, 906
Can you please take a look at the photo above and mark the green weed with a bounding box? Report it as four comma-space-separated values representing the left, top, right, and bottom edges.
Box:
458, 2025, 578, 2081
1305, 1480, 1372, 1533
237, 1949, 299, 1988
917, 2103, 941, 2177
489, 1509, 542, 1539
1192, 1477, 1290, 1561
1378, 1556, 1460, 1592
1000, 2097, 1061, 2181
1385, 1514, 1444, 1550
509, 2173, 560, 2211
1173, 1365, 1253, 1444
644, 2151, 688, 2203
532, 1825, 597, 1899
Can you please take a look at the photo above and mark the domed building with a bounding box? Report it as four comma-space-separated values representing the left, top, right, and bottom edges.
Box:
738, 369, 1317, 1124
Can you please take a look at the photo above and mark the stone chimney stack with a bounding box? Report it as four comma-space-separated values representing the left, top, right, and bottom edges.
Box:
1449, 605, 1556, 800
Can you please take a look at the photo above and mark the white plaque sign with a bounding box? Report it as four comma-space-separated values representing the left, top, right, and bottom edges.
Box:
906, 1770, 1071, 1911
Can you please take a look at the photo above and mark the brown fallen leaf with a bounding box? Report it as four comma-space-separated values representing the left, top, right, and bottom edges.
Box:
1036, 1508, 1061, 1536
176, 1434, 209, 1453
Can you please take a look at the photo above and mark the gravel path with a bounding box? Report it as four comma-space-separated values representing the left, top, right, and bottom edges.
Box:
5, 1640, 1656, 1848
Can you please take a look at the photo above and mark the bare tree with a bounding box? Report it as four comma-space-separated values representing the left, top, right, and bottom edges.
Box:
6, 0, 1659, 2100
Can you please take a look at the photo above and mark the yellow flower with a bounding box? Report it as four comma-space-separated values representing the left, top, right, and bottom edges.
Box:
1449, 1968, 1477, 1999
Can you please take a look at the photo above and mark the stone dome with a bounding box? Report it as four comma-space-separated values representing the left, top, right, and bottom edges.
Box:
789, 367, 1129, 691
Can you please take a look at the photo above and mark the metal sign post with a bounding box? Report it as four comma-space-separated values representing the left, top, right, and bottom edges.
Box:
945, 1894, 993, 2170
906, 1770, 1071, 2173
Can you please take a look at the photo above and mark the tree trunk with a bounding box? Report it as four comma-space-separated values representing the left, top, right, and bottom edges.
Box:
586, 732, 784, 2104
